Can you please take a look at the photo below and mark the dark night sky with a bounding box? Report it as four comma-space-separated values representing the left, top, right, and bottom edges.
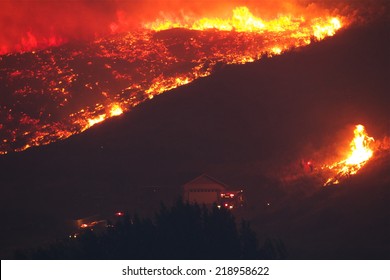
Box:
0, 1, 389, 259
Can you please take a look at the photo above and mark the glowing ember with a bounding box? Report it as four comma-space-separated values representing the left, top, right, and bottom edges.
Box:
323, 125, 375, 186
0, 6, 353, 154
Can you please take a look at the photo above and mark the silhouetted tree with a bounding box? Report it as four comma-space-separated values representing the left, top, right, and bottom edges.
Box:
239, 220, 258, 259
16, 200, 284, 259
259, 238, 288, 259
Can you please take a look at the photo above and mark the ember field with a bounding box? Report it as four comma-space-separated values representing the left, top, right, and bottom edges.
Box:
0, 8, 390, 259
0, 7, 346, 154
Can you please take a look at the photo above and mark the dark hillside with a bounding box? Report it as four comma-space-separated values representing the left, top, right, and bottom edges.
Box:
1, 18, 389, 258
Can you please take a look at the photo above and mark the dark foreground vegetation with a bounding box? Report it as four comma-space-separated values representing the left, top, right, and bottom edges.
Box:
14, 200, 286, 259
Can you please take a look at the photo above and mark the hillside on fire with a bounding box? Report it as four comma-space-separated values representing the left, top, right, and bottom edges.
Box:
1, 6, 389, 259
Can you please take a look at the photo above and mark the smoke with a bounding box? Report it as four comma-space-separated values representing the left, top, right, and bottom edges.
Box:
0, 0, 386, 54
0, 0, 116, 53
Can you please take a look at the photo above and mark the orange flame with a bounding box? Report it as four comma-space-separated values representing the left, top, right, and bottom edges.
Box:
144, 6, 345, 41
323, 125, 374, 186
109, 104, 124, 117
86, 104, 124, 128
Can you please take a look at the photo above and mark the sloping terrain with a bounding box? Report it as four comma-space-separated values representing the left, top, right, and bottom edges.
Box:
0, 18, 389, 259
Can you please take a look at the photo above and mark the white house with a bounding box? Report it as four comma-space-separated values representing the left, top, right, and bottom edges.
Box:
182, 174, 230, 205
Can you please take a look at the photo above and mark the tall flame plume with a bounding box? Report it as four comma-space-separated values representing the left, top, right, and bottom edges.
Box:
323, 125, 375, 186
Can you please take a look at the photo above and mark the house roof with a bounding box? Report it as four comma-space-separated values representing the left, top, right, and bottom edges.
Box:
182, 173, 231, 190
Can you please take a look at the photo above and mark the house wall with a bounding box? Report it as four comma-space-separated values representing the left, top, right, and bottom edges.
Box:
183, 179, 226, 205
187, 188, 220, 204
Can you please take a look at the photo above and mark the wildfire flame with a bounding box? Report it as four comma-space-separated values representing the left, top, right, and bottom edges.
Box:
87, 104, 124, 128
144, 6, 344, 41
0, 6, 353, 155
323, 125, 375, 186
109, 104, 124, 117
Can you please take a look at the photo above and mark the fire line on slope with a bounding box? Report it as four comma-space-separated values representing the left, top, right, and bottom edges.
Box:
0, 6, 351, 154
322, 125, 375, 186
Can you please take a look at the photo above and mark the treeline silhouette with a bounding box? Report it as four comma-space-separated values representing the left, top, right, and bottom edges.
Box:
15, 200, 286, 259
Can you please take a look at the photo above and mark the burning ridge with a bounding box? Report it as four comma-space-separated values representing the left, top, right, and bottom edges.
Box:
0, 6, 350, 155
